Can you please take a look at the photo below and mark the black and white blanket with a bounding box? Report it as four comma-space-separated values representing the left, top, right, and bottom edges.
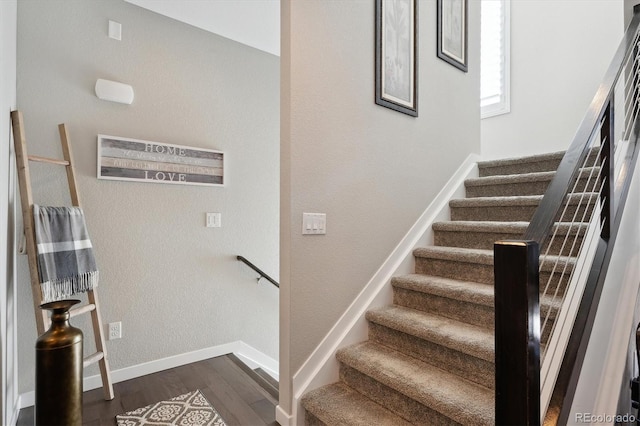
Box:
33, 205, 99, 302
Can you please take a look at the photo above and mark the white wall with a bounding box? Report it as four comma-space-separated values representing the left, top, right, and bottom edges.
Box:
16, 0, 279, 395
124, 0, 280, 56
280, 0, 481, 417
0, 1, 18, 424
481, 0, 623, 160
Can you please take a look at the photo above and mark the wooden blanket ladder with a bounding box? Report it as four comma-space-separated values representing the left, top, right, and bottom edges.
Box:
11, 110, 114, 400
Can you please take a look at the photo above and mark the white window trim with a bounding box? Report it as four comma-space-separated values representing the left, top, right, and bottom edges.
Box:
481, 0, 511, 119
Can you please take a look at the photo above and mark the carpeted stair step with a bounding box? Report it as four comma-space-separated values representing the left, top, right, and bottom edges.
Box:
464, 167, 598, 198
301, 383, 412, 426
366, 305, 494, 388
413, 246, 574, 295
449, 193, 597, 222
336, 341, 494, 425
478, 151, 566, 177
433, 220, 587, 256
392, 274, 493, 328
391, 273, 561, 341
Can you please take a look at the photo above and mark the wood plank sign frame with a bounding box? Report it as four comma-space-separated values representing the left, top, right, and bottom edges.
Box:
97, 135, 224, 187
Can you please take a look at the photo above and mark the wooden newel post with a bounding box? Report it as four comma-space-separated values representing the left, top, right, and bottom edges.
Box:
494, 240, 541, 425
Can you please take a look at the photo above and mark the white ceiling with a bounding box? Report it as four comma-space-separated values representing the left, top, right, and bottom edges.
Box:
125, 0, 280, 56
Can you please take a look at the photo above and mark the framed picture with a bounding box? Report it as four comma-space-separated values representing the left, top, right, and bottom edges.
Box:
97, 135, 224, 187
437, 0, 468, 72
375, 0, 418, 117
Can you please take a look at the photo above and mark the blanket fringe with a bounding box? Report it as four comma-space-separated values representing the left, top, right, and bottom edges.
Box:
41, 271, 99, 303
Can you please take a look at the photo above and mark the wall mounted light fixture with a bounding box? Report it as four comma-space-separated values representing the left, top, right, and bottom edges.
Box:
94, 79, 134, 105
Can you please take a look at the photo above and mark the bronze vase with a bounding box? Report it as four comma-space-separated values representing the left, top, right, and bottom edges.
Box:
35, 299, 83, 426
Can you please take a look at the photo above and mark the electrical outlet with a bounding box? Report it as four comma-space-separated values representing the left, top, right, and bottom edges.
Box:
108, 321, 122, 340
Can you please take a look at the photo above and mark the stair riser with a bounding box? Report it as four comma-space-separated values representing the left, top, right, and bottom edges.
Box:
393, 286, 493, 329
466, 175, 595, 198
434, 230, 584, 256
414, 257, 569, 296
392, 286, 556, 342
339, 364, 461, 426
466, 180, 551, 198
304, 412, 326, 426
478, 152, 600, 178
478, 159, 563, 177
451, 204, 538, 222
450, 203, 594, 222
368, 322, 494, 389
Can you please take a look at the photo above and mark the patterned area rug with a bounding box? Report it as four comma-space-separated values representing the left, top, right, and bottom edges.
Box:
116, 389, 226, 426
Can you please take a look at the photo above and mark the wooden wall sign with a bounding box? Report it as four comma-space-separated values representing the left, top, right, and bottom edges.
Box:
97, 135, 224, 187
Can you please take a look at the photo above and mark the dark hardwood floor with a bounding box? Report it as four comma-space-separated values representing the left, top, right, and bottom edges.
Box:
17, 354, 279, 426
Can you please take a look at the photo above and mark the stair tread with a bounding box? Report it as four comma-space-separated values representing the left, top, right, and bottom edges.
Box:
414, 246, 495, 264
465, 170, 556, 187
337, 341, 494, 425
450, 194, 543, 207
477, 151, 565, 169
392, 274, 494, 306
433, 220, 529, 232
366, 305, 494, 362
413, 245, 577, 271
465, 166, 599, 187
392, 274, 562, 313
433, 220, 588, 232
449, 192, 598, 207
302, 383, 412, 426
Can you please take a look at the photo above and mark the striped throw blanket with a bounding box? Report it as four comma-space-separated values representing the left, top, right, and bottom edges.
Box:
33, 205, 99, 303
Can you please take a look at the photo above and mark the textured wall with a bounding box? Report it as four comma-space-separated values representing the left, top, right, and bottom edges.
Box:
16, 0, 279, 393
280, 0, 481, 414
481, 0, 623, 160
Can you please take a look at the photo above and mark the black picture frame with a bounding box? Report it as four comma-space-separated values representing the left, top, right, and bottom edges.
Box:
375, 0, 418, 117
437, 0, 468, 72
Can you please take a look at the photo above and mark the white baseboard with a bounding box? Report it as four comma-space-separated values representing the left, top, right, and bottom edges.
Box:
234, 341, 279, 381
8, 401, 20, 426
18, 340, 278, 409
288, 153, 480, 424
275, 404, 293, 426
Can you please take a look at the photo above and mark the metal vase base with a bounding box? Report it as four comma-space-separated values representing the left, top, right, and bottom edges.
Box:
35, 299, 83, 426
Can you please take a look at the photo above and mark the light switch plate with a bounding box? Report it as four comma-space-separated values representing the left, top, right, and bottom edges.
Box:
206, 212, 221, 228
302, 213, 326, 235
108, 20, 122, 41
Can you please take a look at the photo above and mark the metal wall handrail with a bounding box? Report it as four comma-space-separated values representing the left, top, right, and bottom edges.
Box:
236, 255, 279, 288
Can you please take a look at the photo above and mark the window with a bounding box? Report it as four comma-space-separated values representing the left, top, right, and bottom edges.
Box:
481, 0, 510, 118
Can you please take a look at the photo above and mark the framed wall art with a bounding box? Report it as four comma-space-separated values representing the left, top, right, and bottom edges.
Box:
375, 0, 418, 117
97, 135, 224, 187
437, 0, 468, 72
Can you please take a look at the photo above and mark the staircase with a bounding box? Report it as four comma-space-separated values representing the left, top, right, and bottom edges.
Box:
301, 151, 594, 425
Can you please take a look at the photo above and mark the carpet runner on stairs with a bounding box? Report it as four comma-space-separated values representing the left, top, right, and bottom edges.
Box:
301, 151, 593, 425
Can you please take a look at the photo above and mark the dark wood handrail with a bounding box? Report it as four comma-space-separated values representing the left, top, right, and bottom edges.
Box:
236, 255, 279, 288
